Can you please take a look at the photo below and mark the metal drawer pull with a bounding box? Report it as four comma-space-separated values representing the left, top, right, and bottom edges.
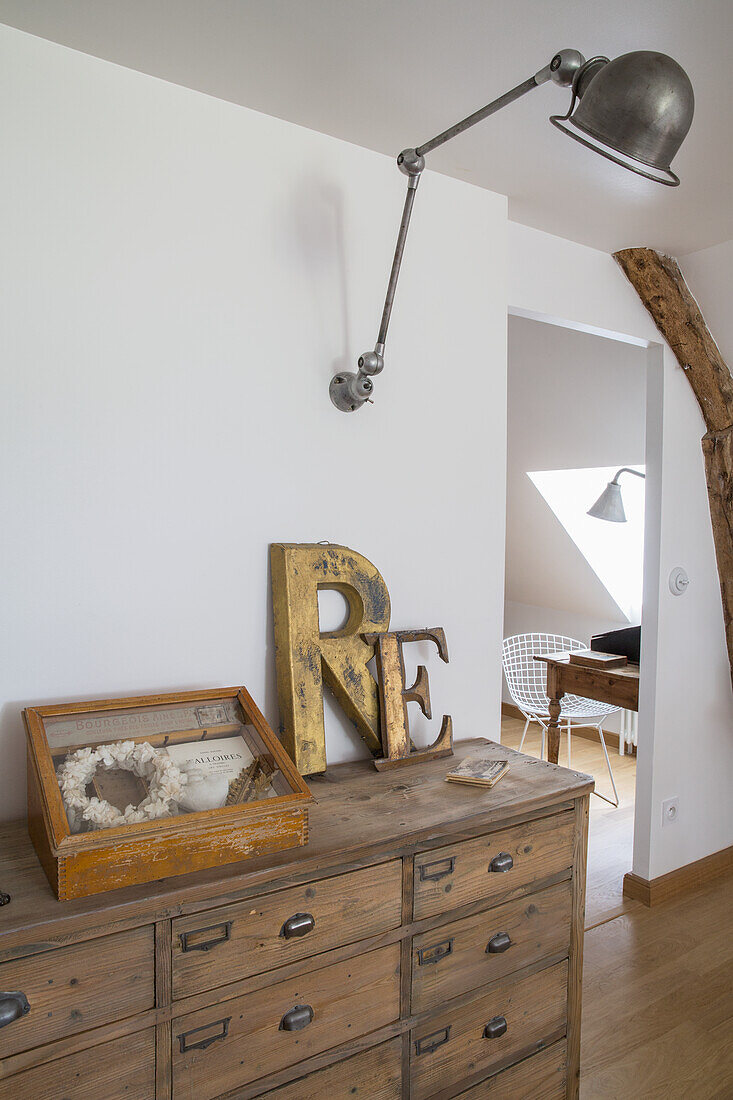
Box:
418, 856, 456, 883
414, 1026, 451, 1055
177, 1016, 231, 1053
179, 920, 233, 953
417, 938, 454, 966
280, 1004, 314, 1032
0, 992, 30, 1029
483, 1015, 508, 1039
488, 852, 514, 873
486, 932, 512, 954
280, 912, 315, 939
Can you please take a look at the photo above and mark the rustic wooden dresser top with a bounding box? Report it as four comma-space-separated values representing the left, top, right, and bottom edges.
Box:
0, 739, 592, 960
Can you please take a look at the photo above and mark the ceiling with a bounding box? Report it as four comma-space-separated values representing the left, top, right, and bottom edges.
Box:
1, 0, 730, 255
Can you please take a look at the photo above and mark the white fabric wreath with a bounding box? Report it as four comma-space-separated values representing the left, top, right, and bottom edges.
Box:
56, 740, 188, 832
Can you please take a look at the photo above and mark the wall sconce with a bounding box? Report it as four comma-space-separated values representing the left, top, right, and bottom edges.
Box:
587, 467, 646, 523
330, 49, 694, 412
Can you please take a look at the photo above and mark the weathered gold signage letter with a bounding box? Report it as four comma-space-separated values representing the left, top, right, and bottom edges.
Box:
270, 543, 391, 774
362, 628, 453, 770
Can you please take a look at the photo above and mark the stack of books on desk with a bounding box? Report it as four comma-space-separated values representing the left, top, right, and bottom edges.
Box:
568, 649, 628, 670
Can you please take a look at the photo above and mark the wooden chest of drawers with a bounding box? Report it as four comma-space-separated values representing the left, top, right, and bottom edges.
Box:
0, 739, 592, 1098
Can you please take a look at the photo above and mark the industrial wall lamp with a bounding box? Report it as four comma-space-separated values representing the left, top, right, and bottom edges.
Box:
329, 49, 694, 412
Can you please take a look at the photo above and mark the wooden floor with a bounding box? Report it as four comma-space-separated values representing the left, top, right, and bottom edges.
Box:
501, 717, 733, 1099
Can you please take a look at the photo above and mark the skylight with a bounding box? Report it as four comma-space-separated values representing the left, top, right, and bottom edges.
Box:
528, 465, 645, 623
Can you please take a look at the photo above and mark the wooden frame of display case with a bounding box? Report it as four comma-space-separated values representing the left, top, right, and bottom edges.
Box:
24, 686, 313, 901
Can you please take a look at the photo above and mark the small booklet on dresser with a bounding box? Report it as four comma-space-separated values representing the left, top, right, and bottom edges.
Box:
445, 754, 509, 789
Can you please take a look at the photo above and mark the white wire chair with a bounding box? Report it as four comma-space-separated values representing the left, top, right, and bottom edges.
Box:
502, 633, 620, 806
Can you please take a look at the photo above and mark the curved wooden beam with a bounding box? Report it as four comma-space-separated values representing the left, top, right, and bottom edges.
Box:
614, 247, 733, 690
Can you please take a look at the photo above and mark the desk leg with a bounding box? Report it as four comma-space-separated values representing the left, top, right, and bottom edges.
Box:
546, 666, 564, 765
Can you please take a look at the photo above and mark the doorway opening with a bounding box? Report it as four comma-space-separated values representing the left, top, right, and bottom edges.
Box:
501, 312, 657, 928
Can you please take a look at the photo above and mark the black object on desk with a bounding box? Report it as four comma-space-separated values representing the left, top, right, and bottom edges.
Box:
591, 625, 641, 664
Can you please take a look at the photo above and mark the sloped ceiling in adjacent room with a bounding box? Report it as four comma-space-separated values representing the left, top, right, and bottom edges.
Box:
505, 315, 647, 622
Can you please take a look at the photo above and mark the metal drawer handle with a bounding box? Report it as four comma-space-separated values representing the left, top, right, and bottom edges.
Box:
483, 1015, 508, 1039
280, 1004, 314, 1032
418, 856, 456, 883
486, 932, 512, 954
488, 852, 514, 873
417, 938, 454, 967
177, 1016, 231, 1053
414, 1026, 451, 1055
179, 920, 233, 953
0, 992, 30, 1030
280, 912, 315, 939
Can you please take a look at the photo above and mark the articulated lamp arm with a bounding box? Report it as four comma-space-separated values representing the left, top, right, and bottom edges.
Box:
329, 48, 587, 412
611, 467, 646, 485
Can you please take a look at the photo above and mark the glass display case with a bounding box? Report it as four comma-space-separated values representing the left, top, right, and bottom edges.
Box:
24, 687, 312, 901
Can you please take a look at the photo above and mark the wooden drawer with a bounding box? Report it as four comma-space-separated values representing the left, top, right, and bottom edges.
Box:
0, 1028, 156, 1099
172, 861, 402, 998
172, 944, 401, 1099
456, 1040, 567, 1098
257, 1037, 402, 1098
410, 959, 568, 1100
411, 880, 572, 1013
0, 927, 154, 1057
413, 812, 574, 920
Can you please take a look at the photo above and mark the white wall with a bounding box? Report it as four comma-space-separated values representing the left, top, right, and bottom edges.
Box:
0, 26, 508, 821
509, 223, 733, 879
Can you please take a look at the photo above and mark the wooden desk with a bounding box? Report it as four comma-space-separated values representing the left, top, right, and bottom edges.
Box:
534, 654, 640, 765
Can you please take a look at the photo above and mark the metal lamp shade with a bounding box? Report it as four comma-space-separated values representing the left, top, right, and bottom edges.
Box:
587, 481, 626, 523
552, 51, 694, 185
